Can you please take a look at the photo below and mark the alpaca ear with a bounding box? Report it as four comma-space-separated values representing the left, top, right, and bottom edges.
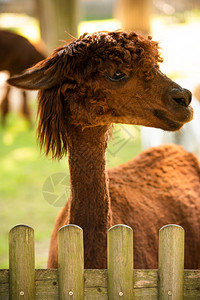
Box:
7, 50, 69, 90
7, 66, 60, 90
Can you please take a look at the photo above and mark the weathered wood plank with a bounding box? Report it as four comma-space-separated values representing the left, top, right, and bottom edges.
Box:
0, 269, 200, 299
84, 269, 108, 300
58, 225, 84, 299
134, 269, 158, 299
36, 269, 58, 300
184, 270, 200, 300
158, 225, 185, 300
84, 269, 107, 287
108, 224, 135, 299
134, 269, 158, 288
0, 270, 9, 300
9, 225, 35, 300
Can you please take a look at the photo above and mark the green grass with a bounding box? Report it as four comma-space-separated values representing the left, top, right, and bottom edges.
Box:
0, 106, 141, 268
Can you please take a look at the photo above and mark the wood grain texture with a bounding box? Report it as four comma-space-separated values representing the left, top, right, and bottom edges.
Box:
0, 269, 200, 299
107, 224, 135, 300
1, 224, 200, 299
58, 225, 84, 300
158, 224, 185, 300
9, 225, 35, 300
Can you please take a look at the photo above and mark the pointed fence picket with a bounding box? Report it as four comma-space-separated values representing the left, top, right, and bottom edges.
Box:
0, 224, 200, 299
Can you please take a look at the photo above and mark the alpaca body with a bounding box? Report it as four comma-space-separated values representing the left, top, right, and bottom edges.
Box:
109, 144, 200, 269
7, 31, 196, 270
48, 143, 200, 269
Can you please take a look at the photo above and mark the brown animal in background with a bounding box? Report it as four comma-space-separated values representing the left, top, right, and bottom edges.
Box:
8, 31, 200, 270
0, 30, 45, 125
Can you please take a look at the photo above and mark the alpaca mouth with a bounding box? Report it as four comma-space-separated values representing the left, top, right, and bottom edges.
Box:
153, 107, 193, 131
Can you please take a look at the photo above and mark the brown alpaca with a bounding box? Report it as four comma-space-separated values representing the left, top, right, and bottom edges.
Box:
0, 30, 45, 125
8, 31, 199, 270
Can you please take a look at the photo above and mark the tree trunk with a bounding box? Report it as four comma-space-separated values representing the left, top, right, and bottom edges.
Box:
114, 0, 152, 34
35, 0, 79, 52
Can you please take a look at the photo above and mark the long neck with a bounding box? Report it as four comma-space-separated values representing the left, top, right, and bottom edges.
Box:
67, 124, 112, 225
67, 125, 112, 268
68, 126, 113, 229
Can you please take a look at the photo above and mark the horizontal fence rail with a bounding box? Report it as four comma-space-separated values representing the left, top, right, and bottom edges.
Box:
0, 224, 200, 299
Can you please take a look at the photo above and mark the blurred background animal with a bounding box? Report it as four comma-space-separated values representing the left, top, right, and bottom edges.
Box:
0, 30, 45, 126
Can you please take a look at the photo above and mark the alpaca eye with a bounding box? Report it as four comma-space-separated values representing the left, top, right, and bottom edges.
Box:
109, 71, 126, 82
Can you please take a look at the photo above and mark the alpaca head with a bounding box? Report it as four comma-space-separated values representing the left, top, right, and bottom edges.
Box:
8, 31, 193, 158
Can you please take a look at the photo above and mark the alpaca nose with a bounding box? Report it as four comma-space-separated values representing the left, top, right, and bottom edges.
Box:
171, 88, 192, 107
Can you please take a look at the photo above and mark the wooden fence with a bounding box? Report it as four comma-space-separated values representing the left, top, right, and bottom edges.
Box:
0, 224, 199, 299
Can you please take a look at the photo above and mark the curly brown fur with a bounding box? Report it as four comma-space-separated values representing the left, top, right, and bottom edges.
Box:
7, 31, 197, 269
